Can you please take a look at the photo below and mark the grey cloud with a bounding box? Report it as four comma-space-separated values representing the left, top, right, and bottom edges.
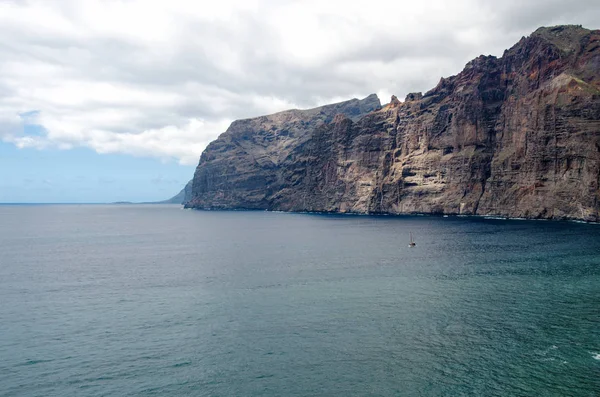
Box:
0, 0, 597, 163
484, 0, 600, 32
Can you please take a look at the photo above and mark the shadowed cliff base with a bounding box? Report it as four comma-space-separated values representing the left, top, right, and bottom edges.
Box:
186, 25, 600, 222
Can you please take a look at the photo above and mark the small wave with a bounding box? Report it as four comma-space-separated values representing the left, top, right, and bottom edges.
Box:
17, 358, 53, 366
592, 353, 600, 360
568, 219, 600, 225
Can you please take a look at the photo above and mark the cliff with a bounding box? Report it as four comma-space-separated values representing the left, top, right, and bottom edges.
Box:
185, 94, 381, 209
186, 25, 600, 222
160, 180, 193, 204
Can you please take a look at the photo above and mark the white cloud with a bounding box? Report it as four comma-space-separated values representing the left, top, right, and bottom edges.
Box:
0, 0, 598, 164
7, 117, 231, 166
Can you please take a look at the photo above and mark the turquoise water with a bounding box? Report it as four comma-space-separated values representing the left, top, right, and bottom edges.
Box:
0, 205, 599, 396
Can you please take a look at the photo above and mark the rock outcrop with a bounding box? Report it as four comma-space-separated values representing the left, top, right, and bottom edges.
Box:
186, 25, 600, 222
185, 94, 381, 209
161, 180, 193, 204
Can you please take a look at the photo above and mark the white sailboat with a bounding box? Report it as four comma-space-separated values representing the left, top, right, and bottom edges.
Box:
409, 232, 416, 247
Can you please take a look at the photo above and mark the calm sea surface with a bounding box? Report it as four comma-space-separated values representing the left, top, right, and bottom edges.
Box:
0, 204, 599, 396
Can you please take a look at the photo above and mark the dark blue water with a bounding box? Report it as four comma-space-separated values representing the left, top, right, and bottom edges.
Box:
1, 205, 599, 396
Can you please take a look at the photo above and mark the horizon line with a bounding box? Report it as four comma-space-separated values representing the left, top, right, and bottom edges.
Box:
0, 202, 177, 205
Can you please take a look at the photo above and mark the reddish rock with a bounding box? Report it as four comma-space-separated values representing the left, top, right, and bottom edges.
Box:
187, 25, 600, 222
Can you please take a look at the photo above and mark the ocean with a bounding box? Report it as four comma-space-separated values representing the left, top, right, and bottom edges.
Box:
0, 204, 599, 396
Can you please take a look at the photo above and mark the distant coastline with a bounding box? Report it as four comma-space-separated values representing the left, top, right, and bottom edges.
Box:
0, 201, 181, 205
0, 202, 107, 205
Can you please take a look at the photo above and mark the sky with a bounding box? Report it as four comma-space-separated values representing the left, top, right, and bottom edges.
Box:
0, 0, 598, 203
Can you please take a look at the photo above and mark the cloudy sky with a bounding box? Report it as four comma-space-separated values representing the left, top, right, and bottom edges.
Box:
0, 0, 598, 202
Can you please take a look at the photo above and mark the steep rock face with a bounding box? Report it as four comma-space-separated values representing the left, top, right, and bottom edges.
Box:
186, 94, 381, 209
162, 180, 193, 204
187, 25, 600, 221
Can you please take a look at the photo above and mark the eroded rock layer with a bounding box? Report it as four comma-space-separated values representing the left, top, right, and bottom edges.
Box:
187, 25, 600, 221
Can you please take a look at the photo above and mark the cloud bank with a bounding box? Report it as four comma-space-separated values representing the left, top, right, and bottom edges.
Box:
0, 0, 598, 165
